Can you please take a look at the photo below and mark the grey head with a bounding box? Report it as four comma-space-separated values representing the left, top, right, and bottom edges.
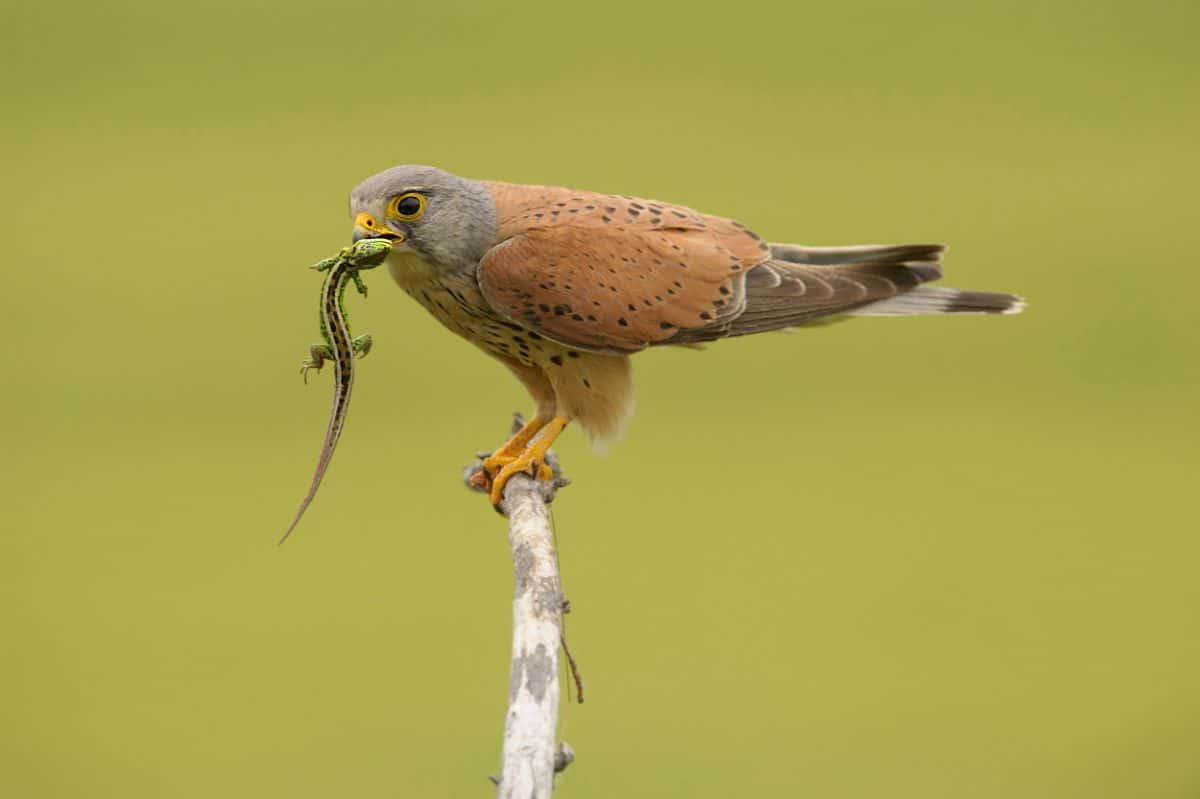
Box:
349, 165, 497, 273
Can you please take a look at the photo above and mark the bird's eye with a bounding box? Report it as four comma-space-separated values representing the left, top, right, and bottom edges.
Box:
387, 192, 426, 221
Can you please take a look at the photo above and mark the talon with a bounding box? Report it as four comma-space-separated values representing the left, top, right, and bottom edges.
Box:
488, 455, 555, 506
484, 416, 568, 508
481, 452, 517, 473
481, 451, 553, 481
481, 414, 551, 475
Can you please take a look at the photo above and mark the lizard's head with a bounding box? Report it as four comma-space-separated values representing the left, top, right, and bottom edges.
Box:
344, 239, 390, 270
348, 164, 497, 273
309, 240, 389, 274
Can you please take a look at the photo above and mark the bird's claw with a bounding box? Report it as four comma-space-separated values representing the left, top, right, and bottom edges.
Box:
485, 455, 555, 508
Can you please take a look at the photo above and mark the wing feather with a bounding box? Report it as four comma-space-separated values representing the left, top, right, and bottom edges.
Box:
477, 184, 769, 352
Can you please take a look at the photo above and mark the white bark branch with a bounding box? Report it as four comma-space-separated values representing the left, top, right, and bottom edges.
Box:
465, 416, 574, 798
497, 472, 565, 798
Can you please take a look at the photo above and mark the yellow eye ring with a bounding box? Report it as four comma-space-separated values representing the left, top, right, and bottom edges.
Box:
386, 192, 426, 221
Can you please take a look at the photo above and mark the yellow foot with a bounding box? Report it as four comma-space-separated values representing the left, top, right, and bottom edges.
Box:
485, 416, 569, 508
488, 453, 555, 505
481, 414, 551, 474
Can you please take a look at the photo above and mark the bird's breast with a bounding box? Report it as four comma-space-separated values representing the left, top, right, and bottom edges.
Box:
387, 253, 499, 343
389, 256, 576, 371
385, 248, 441, 292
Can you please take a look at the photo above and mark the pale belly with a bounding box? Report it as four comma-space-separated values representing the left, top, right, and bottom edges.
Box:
385, 249, 634, 443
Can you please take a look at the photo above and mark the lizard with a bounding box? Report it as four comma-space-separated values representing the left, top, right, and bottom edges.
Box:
281, 239, 391, 544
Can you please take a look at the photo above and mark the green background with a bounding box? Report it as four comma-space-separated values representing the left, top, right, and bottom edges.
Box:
3, 1, 1197, 796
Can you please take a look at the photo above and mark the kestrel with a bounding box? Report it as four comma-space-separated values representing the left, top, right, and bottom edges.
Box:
348, 165, 1024, 506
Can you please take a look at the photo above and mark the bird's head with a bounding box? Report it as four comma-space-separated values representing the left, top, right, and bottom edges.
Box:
348, 165, 497, 273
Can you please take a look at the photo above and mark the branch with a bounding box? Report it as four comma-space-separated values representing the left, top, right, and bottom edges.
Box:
465, 416, 574, 798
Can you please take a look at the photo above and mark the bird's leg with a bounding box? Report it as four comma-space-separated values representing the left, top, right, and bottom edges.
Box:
351, 334, 372, 359
481, 414, 552, 474
488, 416, 569, 506
300, 343, 333, 383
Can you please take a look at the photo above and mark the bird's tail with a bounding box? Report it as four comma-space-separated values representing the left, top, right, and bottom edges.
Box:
665, 243, 1024, 344
847, 285, 1026, 316
768, 242, 1026, 318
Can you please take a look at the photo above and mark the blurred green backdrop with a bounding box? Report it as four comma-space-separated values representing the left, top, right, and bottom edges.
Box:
3, 0, 1198, 796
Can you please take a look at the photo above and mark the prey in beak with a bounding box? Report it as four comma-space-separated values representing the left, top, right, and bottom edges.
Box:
353, 212, 406, 244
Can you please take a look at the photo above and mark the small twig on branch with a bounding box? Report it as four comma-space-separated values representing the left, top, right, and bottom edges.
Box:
560, 605, 585, 704
464, 415, 575, 798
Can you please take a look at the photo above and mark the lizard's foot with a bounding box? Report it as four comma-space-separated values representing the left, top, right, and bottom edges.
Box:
352, 334, 372, 359
299, 359, 323, 383
300, 343, 333, 383
484, 416, 568, 508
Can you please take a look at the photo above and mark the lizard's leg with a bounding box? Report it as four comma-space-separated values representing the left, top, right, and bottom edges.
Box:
300, 344, 333, 383
351, 334, 372, 359
311, 256, 339, 273
350, 272, 369, 297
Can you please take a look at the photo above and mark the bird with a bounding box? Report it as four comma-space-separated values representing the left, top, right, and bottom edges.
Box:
348, 165, 1024, 506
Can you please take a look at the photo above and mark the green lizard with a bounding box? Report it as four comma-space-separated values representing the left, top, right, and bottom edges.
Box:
281, 239, 392, 544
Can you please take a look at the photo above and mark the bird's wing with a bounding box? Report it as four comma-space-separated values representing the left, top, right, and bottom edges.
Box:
476, 184, 769, 353
671, 250, 944, 342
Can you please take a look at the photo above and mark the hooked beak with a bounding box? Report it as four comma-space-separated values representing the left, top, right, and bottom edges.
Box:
353, 212, 405, 245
